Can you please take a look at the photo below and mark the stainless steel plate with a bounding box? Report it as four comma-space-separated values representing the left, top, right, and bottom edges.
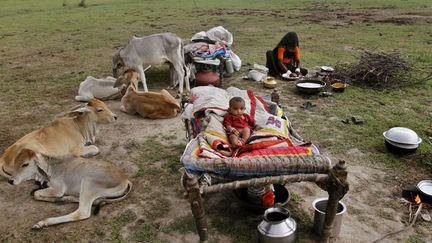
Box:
283, 76, 299, 81
320, 66, 334, 72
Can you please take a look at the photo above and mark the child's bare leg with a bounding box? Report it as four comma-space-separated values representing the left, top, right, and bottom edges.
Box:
229, 134, 243, 147
240, 127, 251, 143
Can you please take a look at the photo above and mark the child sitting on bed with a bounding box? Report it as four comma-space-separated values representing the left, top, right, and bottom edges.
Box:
223, 97, 262, 147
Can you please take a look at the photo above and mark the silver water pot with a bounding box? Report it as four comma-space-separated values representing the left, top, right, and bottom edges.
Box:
225, 57, 235, 74
257, 207, 297, 243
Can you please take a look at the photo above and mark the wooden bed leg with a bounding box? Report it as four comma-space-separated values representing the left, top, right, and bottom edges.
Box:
184, 172, 208, 242
321, 160, 349, 243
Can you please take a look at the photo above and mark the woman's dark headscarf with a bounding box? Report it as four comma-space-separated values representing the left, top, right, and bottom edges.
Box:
276, 32, 299, 50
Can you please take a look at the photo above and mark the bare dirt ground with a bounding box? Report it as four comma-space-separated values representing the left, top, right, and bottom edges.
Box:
0, 4, 431, 241
205, 6, 432, 27
1, 76, 430, 242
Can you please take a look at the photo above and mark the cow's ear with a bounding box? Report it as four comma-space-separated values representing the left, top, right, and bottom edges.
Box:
15, 148, 36, 167
114, 74, 127, 88
20, 149, 36, 158
68, 107, 91, 118
17, 149, 36, 161
125, 69, 135, 81
87, 98, 102, 107
34, 154, 49, 175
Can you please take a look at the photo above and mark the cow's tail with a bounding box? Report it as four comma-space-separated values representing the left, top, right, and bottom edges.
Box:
92, 180, 133, 215
104, 180, 132, 203
180, 40, 187, 80
181, 40, 195, 91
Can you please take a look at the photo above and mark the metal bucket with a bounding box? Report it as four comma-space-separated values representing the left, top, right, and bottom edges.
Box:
312, 197, 346, 237
257, 207, 297, 243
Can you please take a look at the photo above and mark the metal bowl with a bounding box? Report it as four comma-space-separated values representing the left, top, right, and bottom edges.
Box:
331, 82, 347, 93
295, 80, 326, 94
383, 127, 422, 145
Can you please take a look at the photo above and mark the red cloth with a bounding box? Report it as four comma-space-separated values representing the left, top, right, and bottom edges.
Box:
277, 47, 300, 64
223, 113, 256, 132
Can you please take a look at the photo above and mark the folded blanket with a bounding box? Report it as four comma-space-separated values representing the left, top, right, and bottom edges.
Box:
203, 114, 232, 157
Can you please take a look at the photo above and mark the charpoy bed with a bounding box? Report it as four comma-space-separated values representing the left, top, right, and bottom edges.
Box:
179, 86, 349, 242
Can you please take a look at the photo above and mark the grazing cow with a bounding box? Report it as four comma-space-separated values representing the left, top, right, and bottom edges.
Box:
114, 70, 181, 119
112, 33, 190, 95
0, 99, 116, 178
7, 150, 132, 229
75, 76, 127, 102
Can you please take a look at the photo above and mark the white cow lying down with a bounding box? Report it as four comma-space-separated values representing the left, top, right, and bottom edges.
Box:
75, 76, 126, 102
7, 150, 132, 229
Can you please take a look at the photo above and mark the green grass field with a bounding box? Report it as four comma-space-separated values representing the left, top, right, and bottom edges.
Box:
0, 0, 431, 242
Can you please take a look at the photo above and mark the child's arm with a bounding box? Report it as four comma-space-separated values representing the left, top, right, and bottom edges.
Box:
248, 116, 262, 131
227, 126, 240, 136
254, 124, 263, 131
223, 114, 239, 136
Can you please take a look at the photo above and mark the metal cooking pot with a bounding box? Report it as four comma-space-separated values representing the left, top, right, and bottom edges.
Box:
195, 71, 220, 87
257, 207, 296, 243
296, 79, 326, 94
417, 180, 432, 203
234, 184, 291, 213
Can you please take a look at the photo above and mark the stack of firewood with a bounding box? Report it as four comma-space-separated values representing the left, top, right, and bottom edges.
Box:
334, 51, 431, 89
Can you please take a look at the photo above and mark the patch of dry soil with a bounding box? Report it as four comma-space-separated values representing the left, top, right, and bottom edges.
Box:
1, 89, 431, 242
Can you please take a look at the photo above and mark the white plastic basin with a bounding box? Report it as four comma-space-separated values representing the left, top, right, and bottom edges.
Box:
383, 127, 422, 145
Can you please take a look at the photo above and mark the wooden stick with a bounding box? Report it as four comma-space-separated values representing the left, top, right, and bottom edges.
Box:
202, 173, 329, 194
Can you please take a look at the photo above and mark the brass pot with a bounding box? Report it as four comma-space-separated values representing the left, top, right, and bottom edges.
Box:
263, 77, 277, 89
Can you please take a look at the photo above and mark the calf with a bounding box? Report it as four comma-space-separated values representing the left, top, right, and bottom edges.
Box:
75, 76, 126, 102
112, 33, 190, 95
1, 99, 116, 178
115, 70, 181, 119
7, 149, 132, 229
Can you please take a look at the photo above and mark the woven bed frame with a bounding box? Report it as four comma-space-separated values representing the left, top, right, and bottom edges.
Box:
179, 98, 349, 242
180, 161, 348, 242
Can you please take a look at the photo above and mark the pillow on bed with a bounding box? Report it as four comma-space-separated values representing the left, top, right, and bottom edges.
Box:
191, 86, 229, 118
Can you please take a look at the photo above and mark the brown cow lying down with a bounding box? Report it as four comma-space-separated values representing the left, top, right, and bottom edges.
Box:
0, 99, 116, 178
114, 70, 181, 119
7, 149, 132, 229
